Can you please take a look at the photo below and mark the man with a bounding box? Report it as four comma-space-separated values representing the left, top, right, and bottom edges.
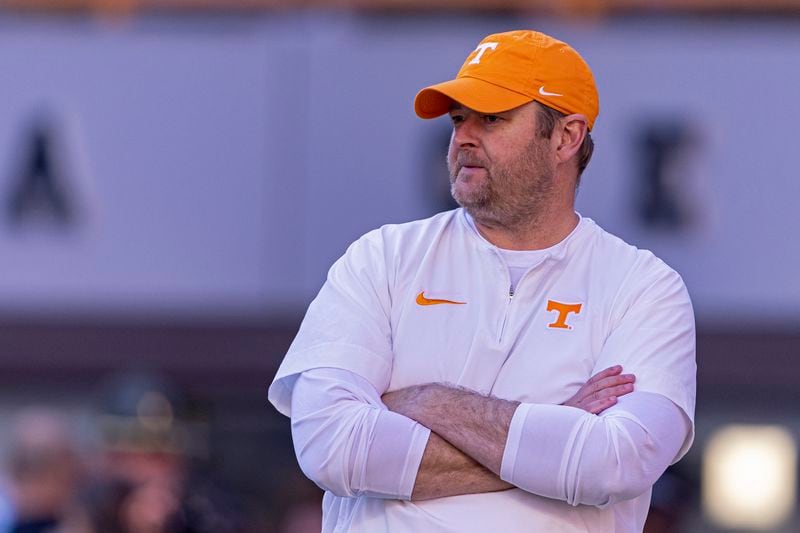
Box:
269, 30, 696, 532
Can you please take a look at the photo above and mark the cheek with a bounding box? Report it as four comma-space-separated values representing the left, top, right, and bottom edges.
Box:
446, 148, 458, 173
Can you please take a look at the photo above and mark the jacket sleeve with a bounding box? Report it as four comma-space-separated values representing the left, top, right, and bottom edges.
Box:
594, 253, 697, 459
291, 367, 430, 499
500, 392, 689, 507
269, 229, 395, 416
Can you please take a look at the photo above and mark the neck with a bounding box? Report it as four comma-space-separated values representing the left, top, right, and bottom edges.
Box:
472, 207, 579, 251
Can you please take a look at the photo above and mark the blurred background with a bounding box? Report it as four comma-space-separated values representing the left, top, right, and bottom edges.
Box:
0, 0, 798, 531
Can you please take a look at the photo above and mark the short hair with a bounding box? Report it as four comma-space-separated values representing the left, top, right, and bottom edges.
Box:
535, 103, 595, 181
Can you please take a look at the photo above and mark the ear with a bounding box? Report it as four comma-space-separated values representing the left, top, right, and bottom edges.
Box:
555, 114, 589, 165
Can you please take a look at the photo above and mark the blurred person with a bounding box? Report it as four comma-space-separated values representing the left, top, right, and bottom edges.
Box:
269, 29, 697, 532
3, 409, 80, 533
95, 372, 188, 533
64, 372, 244, 533
56, 479, 132, 533
0, 492, 13, 533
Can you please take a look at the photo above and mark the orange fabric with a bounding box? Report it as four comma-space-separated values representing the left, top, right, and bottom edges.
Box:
546, 300, 582, 329
415, 292, 466, 306
415, 30, 599, 130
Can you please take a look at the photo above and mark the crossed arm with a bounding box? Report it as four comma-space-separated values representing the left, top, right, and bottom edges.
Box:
383, 367, 635, 501
289, 365, 661, 503
383, 380, 689, 506
383, 384, 517, 500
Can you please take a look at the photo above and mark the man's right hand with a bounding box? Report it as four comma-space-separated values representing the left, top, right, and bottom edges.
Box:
562, 365, 635, 414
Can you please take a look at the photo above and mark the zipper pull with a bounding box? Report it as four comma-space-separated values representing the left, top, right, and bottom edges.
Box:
509, 286, 515, 300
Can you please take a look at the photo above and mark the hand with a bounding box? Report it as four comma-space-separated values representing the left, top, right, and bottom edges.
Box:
562, 365, 635, 414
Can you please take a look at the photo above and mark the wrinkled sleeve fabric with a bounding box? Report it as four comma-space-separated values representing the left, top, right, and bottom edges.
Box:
291, 368, 430, 499
266, 230, 429, 499
268, 229, 394, 416
500, 392, 689, 507
595, 252, 697, 459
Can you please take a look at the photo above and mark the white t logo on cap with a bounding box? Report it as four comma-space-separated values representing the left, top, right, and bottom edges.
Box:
469, 42, 498, 64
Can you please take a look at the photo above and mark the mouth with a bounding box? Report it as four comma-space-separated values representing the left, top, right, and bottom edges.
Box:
451, 151, 488, 181
455, 165, 487, 182
456, 153, 487, 171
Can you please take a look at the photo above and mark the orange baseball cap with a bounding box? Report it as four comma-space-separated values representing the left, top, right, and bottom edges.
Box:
414, 30, 600, 130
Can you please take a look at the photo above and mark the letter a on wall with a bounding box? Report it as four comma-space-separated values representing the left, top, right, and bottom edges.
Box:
6, 114, 79, 229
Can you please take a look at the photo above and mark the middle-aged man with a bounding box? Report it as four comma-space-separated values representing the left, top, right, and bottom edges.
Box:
269, 30, 696, 532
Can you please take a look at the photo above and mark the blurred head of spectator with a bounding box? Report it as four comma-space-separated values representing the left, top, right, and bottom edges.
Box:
58, 371, 241, 533
5, 408, 80, 533
95, 372, 191, 492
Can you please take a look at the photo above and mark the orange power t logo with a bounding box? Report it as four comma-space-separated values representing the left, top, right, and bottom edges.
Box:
546, 300, 582, 329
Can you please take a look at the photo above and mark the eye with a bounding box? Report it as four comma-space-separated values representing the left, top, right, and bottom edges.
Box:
483, 115, 502, 124
449, 113, 464, 125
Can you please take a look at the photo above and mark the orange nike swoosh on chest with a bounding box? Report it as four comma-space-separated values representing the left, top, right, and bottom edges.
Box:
416, 291, 467, 306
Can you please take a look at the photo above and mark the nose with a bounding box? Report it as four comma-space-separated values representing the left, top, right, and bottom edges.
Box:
452, 114, 481, 148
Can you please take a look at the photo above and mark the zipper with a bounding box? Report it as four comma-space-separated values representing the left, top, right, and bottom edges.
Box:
498, 284, 514, 342
495, 251, 552, 344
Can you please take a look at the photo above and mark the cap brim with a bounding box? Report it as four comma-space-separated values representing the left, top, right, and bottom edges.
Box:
414, 77, 533, 119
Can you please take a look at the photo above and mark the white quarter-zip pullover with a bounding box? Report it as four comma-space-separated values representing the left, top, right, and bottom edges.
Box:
269, 209, 696, 532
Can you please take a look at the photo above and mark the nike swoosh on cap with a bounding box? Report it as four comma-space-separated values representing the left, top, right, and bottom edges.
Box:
539, 86, 563, 97
416, 291, 466, 306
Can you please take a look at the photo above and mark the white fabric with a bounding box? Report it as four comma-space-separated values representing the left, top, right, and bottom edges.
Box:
496, 248, 548, 292
293, 366, 688, 532
268, 208, 697, 532
501, 392, 690, 530
465, 210, 549, 292
290, 367, 430, 500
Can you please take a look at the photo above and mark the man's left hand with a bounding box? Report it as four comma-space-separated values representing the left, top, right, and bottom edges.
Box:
562, 365, 636, 414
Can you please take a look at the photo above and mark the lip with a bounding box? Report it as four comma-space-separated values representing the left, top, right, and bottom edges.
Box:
455, 149, 487, 169
457, 166, 487, 180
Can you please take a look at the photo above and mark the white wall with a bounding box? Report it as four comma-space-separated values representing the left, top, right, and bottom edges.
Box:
0, 13, 796, 326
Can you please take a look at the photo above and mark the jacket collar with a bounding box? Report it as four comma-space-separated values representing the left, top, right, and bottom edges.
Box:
459, 208, 588, 264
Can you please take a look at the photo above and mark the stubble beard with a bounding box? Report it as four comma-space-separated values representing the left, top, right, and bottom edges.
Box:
447, 137, 556, 233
